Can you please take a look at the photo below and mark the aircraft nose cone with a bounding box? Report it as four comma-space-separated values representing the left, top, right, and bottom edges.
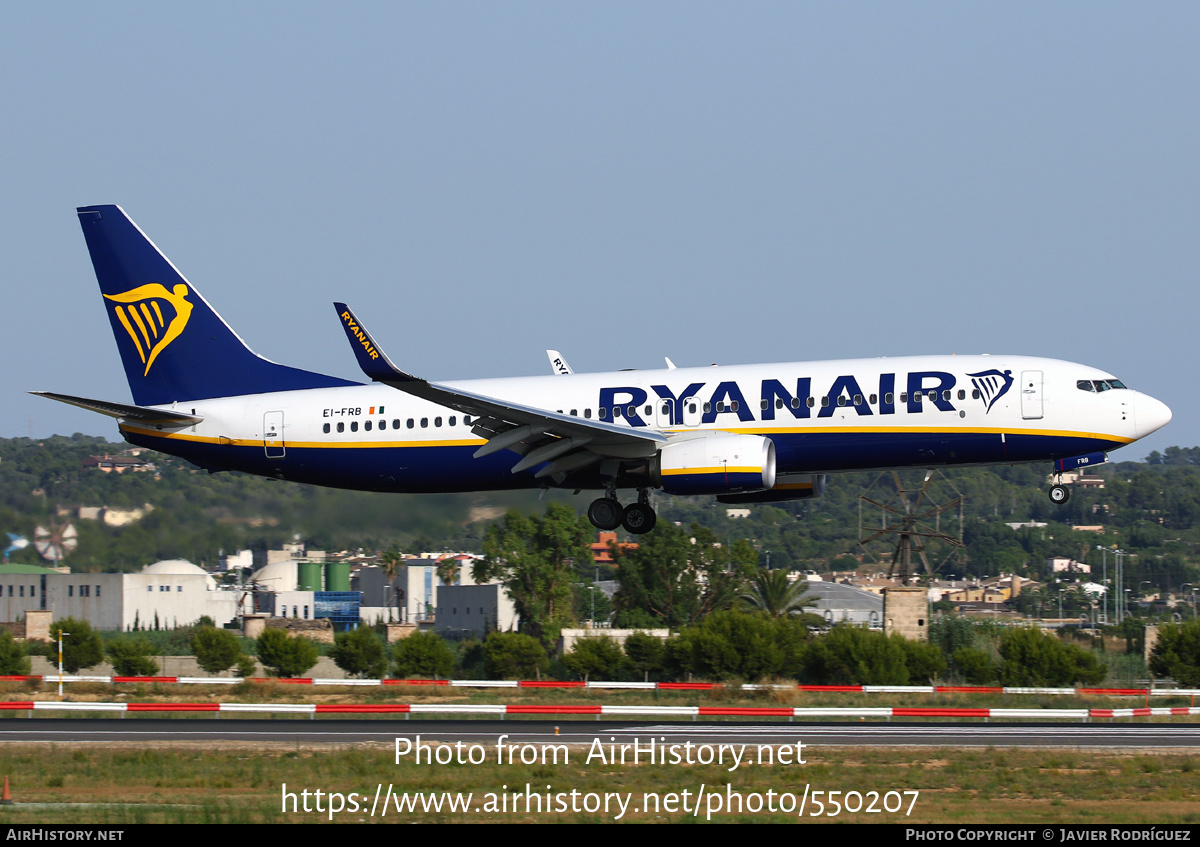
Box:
1135, 394, 1172, 439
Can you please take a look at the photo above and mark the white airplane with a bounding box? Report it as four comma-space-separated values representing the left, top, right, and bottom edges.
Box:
36, 205, 1172, 535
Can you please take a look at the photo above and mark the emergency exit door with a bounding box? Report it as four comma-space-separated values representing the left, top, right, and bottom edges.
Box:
1020, 371, 1043, 420
264, 411, 286, 458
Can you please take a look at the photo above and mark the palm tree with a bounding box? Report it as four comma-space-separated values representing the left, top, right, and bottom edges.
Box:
436, 555, 461, 586
738, 568, 818, 618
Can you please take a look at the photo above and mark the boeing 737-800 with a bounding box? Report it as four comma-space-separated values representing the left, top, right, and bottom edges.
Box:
35, 205, 1172, 534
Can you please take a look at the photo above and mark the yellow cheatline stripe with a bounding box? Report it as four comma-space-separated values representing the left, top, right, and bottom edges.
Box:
719, 425, 1133, 444
119, 424, 485, 450
661, 466, 762, 476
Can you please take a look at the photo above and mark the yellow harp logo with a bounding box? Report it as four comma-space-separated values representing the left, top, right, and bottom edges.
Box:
104, 283, 194, 376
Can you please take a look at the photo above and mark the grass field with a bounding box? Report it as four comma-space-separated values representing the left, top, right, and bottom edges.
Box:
0, 743, 1197, 824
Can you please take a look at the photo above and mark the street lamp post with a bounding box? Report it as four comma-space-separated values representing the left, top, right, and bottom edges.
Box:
57, 630, 69, 699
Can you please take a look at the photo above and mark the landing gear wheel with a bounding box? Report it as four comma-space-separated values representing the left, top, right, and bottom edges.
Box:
587, 497, 623, 531
1049, 484, 1071, 505
622, 502, 657, 535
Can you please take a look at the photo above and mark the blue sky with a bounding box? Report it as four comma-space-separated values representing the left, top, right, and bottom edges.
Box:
2, 2, 1194, 459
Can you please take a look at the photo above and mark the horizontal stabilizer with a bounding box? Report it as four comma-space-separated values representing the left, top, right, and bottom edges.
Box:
31, 392, 204, 427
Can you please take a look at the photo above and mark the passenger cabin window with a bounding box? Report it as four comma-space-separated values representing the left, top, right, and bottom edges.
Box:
350, 421, 358, 432
337, 422, 345, 433
323, 423, 330, 433
364, 421, 372, 431
957, 390, 966, 400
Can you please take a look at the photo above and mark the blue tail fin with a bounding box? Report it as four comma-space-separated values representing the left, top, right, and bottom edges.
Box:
77, 205, 358, 406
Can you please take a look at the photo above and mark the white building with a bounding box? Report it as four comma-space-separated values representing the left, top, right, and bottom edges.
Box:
0, 559, 247, 631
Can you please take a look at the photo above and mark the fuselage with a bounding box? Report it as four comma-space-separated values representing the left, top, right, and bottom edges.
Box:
116, 354, 1171, 493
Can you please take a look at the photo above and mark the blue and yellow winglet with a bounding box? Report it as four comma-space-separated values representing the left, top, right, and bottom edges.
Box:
333, 303, 420, 385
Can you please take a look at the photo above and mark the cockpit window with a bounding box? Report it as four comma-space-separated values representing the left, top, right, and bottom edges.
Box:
1079, 378, 1128, 392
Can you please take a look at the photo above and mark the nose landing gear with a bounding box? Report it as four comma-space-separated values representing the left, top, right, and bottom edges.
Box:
1049, 483, 1071, 504
1049, 467, 1071, 504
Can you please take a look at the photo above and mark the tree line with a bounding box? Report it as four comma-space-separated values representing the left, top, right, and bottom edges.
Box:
5, 614, 1151, 687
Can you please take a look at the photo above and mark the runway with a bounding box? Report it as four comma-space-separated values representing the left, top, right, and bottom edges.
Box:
2, 718, 1198, 749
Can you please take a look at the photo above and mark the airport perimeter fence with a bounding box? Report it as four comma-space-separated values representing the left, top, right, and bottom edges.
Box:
4, 674, 1198, 700
0, 698, 1198, 722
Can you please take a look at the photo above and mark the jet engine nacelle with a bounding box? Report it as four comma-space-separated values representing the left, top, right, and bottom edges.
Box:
652, 433, 776, 495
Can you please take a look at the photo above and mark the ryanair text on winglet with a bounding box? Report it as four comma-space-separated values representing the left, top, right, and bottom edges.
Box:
341, 311, 380, 360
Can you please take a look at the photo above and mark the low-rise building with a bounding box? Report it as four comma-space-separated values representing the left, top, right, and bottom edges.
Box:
435, 584, 519, 640
0, 559, 247, 631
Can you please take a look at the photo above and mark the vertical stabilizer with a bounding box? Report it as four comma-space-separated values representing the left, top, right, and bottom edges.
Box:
77, 205, 357, 406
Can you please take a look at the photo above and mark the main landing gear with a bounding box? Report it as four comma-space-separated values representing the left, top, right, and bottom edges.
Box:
587, 485, 657, 535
